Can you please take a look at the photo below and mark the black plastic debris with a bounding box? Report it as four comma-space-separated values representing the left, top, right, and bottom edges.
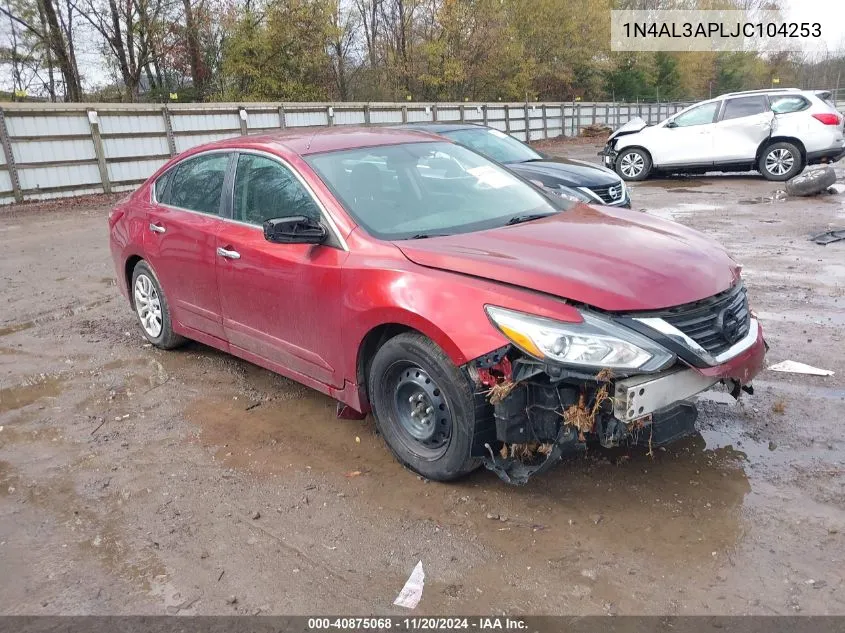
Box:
810, 229, 845, 246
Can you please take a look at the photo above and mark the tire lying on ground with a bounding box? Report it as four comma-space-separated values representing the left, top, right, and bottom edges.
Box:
785, 165, 837, 197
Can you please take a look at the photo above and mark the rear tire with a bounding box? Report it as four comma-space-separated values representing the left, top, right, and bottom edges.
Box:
367, 332, 480, 481
759, 142, 803, 181
615, 148, 652, 181
130, 261, 185, 350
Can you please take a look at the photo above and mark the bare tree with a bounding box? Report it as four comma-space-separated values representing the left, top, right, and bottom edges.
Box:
1, 0, 83, 99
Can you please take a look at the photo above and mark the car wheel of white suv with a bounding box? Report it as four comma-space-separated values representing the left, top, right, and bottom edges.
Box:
615, 148, 652, 181
759, 142, 803, 181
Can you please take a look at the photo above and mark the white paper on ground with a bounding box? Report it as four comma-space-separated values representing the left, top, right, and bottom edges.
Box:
768, 360, 834, 376
393, 561, 425, 609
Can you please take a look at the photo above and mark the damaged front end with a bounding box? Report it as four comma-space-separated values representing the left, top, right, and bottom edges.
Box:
599, 117, 649, 169
467, 349, 704, 484
468, 292, 766, 484
467, 348, 730, 485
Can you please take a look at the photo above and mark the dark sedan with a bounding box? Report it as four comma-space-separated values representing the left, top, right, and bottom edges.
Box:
400, 123, 631, 207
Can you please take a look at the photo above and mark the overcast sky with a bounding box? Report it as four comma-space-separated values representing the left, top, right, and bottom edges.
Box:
780, 0, 845, 54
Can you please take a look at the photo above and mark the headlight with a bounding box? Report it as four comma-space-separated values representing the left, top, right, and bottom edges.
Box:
555, 186, 593, 203
485, 306, 674, 372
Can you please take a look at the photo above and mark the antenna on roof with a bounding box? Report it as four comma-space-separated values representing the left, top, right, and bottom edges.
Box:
305, 128, 318, 152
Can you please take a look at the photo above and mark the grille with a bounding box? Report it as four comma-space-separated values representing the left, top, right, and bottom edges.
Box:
658, 284, 750, 356
588, 183, 624, 204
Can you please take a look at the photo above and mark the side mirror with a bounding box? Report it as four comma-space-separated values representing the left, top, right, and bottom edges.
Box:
263, 216, 327, 245
666, 120, 678, 129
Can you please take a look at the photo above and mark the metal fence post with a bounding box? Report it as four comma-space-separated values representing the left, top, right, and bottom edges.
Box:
504, 104, 511, 133
278, 105, 286, 129
432, 104, 438, 122
162, 107, 177, 156
364, 104, 371, 125
0, 108, 23, 203
327, 105, 334, 126
524, 103, 530, 141
87, 109, 112, 195
238, 107, 248, 134
576, 103, 582, 136
541, 104, 548, 139
482, 104, 488, 126
401, 105, 408, 123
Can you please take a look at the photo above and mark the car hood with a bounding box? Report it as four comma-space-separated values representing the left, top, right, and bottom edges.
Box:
395, 205, 740, 312
608, 117, 649, 141
508, 157, 619, 187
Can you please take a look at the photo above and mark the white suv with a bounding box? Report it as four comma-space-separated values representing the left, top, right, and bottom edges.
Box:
601, 89, 845, 181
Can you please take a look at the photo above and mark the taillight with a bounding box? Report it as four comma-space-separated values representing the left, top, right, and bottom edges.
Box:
811, 113, 841, 126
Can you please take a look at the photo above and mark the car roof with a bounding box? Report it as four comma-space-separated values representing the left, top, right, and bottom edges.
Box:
184, 126, 444, 157
398, 122, 484, 134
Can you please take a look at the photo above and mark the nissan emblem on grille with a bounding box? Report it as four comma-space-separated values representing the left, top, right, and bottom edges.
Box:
716, 306, 743, 345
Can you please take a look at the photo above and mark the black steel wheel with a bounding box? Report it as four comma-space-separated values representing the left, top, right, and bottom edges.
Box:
368, 332, 480, 481
391, 363, 453, 459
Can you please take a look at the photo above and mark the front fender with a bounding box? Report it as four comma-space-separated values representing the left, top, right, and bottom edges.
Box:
340, 259, 583, 395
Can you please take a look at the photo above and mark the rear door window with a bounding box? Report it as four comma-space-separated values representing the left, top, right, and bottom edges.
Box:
163, 153, 230, 215
722, 96, 769, 121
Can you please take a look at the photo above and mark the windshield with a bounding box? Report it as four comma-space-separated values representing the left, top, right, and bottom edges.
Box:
305, 141, 565, 240
442, 127, 541, 164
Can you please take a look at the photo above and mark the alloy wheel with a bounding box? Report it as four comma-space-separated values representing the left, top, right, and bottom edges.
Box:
620, 152, 645, 178
134, 273, 163, 338
765, 148, 794, 176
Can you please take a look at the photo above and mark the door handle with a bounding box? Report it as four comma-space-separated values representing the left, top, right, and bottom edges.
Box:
216, 247, 241, 260
149, 222, 166, 233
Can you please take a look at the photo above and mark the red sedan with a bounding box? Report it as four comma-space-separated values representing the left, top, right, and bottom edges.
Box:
109, 127, 766, 484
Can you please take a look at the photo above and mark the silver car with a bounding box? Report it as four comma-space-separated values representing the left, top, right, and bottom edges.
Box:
601, 89, 845, 181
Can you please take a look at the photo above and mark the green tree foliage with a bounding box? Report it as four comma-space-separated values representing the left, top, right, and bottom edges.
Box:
222, 0, 334, 100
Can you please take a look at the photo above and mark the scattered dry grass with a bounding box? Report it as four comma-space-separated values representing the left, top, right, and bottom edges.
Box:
562, 385, 612, 438
487, 380, 518, 405
772, 399, 786, 414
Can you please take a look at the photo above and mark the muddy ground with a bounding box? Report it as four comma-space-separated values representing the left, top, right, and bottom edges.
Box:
1, 141, 843, 616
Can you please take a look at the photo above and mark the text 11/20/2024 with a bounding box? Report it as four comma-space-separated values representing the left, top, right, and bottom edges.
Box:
306, 617, 528, 630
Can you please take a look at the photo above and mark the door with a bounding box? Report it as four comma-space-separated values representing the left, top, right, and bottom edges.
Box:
216, 152, 348, 387
648, 101, 721, 167
711, 96, 774, 163
145, 151, 231, 340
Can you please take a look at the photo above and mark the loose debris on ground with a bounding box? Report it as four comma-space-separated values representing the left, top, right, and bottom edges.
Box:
810, 229, 845, 245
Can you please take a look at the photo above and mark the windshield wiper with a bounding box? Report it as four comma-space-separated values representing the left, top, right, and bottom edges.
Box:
407, 233, 448, 239
505, 213, 552, 226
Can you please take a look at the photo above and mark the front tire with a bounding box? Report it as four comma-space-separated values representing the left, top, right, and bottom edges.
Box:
130, 261, 185, 349
759, 142, 803, 181
615, 147, 652, 181
367, 333, 480, 481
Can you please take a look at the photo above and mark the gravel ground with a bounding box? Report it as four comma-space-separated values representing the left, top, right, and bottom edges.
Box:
0, 141, 843, 616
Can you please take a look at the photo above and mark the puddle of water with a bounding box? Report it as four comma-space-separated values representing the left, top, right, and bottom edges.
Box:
647, 203, 724, 221
643, 178, 714, 189
738, 191, 787, 205
0, 322, 34, 337
0, 375, 65, 414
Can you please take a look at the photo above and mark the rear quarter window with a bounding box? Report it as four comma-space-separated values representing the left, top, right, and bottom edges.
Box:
154, 170, 172, 203
770, 96, 810, 114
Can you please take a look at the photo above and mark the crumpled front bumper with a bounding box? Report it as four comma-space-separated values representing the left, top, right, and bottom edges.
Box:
470, 321, 767, 485
599, 145, 617, 170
